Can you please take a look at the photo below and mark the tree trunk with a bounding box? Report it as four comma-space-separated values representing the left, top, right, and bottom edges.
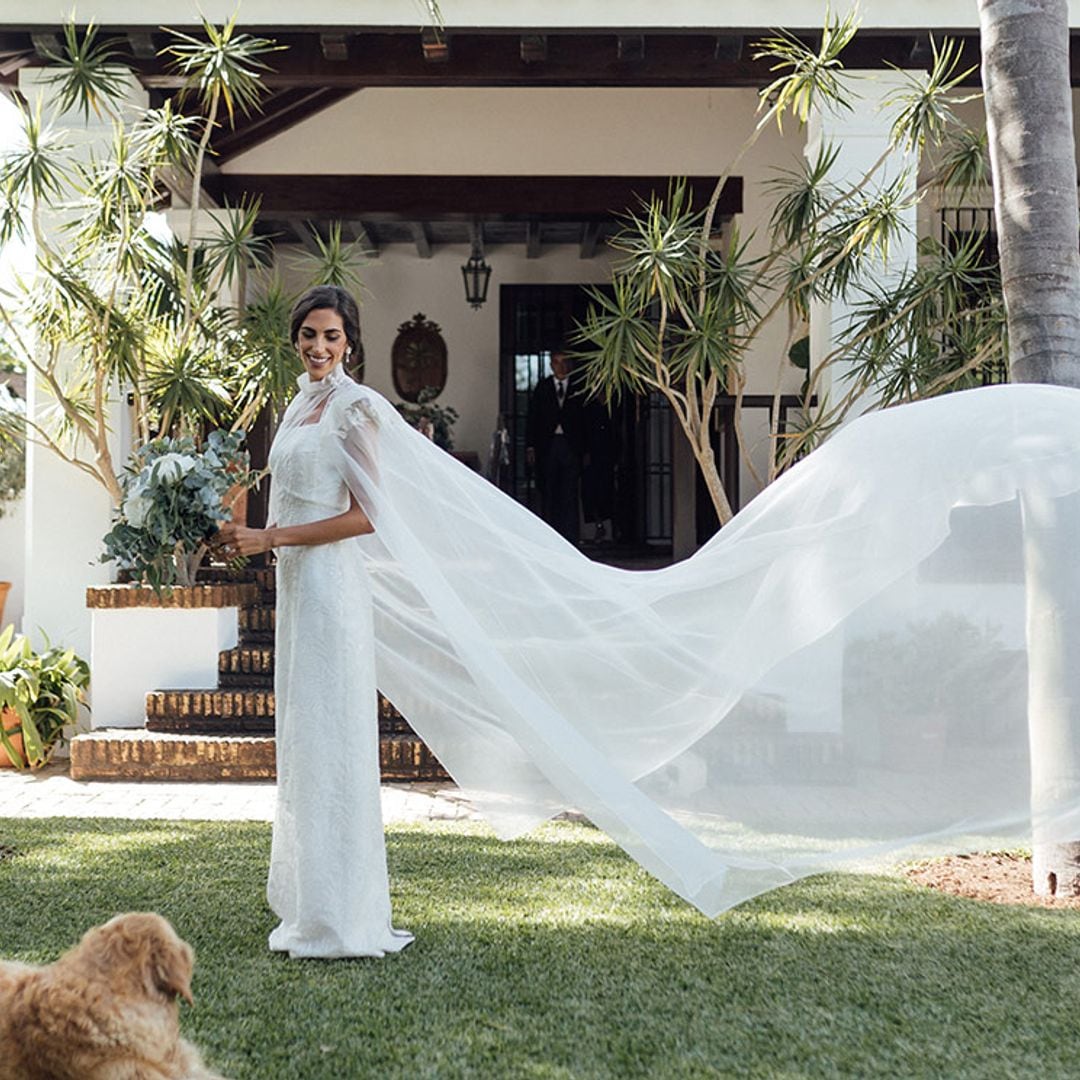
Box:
980, 0, 1080, 382
694, 438, 734, 526
978, 0, 1080, 894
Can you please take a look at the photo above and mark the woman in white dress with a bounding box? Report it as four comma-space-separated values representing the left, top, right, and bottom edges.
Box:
219, 284, 1080, 929
217, 286, 413, 959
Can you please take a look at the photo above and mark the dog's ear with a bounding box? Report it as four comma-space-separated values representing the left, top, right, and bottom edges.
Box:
151, 928, 195, 1006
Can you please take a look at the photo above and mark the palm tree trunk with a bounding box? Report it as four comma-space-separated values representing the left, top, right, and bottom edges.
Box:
978, 0, 1080, 895
980, 0, 1080, 384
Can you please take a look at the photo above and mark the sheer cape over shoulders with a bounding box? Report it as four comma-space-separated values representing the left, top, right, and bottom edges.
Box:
279, 368, 1080, 915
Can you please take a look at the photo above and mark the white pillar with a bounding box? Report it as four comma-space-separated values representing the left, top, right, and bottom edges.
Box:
807, 71, 919, 419
17, 69, 147, 659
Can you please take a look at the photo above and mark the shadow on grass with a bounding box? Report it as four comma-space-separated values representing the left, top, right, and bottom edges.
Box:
1, 817, 1079, 1079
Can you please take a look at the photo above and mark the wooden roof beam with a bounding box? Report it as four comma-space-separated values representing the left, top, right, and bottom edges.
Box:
520, 35, 547, 64
345, 218, 379, 257
217, 174, 744, 220
409, 221, 433, 259
421, 27, 449, 63
29, 32, 60, 60
209, 87, 355, 162
617, 35, 645, 63
320, 34, 349, 62
580, 221, 601, 260
713, 35, 744, 63
288, 220, 323, 256
526, 219, 542, 259
126, 32, 157, 60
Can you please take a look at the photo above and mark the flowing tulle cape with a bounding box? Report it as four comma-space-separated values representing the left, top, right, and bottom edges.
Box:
279, 372, 1080, 915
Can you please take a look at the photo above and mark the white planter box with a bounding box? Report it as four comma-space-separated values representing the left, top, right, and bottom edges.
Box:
86, 584, 258, 729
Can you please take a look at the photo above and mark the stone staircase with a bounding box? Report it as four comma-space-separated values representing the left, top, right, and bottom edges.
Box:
70, 568, 449, 783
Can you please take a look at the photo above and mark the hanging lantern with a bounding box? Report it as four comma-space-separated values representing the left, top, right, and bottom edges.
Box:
461, 225, 492, 310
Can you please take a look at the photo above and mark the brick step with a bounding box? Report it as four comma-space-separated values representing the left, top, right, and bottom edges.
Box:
199, 566, 276, 591
378, 698, 417, 735
219, 671, 274, 688
219, 646, 274, 684
145, 688, 419, 737
238, 606, 275, 637
68, 730, 449, 782
380, 734, 450, 782
146, 689, 275, 725
69, 730, 276, 781
147, 715, 276, 735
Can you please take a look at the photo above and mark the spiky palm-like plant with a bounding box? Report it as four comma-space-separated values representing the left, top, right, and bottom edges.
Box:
576, 11, 1000, 523
0, 16, 363, 505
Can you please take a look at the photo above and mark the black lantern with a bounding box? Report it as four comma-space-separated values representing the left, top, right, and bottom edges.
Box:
461, 225, 492, 310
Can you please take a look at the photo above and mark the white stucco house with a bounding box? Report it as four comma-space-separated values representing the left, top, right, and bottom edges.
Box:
0, 0, 1077, 666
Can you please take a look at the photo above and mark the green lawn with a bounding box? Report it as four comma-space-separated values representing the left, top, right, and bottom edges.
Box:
1, 818, 1078, 1079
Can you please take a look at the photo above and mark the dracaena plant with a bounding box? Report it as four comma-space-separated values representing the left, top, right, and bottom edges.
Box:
0, 14, 365, 507
576, 11, 1001, 524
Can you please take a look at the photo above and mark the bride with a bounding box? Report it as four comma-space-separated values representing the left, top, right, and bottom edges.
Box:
217, 286, 413, 958
219, 284, 1080, 954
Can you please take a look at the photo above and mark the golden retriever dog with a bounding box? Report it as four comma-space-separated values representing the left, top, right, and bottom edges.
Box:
0, 912, 224, 1080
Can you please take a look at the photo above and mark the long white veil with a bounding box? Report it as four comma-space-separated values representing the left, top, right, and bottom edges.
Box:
278, 368, 1080, 915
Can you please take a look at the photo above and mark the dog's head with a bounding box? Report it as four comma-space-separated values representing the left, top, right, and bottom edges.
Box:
75, 913, 195, 1006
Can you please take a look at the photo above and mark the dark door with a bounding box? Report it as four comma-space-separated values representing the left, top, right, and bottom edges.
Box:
499, 284, 672, 555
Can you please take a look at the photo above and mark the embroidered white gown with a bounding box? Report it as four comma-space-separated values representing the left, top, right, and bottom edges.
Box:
266, 409, 413, 959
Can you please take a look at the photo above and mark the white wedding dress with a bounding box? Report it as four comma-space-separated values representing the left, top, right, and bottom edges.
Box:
268, 365, 1080, 923
266, 407, 413, 958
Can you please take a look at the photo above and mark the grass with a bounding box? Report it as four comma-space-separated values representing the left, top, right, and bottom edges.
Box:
2, 818, 1080, 1079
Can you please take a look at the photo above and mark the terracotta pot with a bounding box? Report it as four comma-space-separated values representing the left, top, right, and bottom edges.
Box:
0, 707, 25, 769
0, 580, 10, 628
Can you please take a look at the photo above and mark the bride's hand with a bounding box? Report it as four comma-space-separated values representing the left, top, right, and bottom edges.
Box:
216, 522, 273, 557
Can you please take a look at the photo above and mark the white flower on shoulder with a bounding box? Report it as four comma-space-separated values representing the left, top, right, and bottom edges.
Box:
151, 452, 198, 484
122, 493, 153, 528
337, 395, 379, 437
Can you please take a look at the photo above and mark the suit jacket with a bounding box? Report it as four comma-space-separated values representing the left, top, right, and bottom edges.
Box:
526, 373, 587, 460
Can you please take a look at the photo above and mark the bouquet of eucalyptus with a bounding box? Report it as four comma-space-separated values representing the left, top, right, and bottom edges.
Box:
102, 430, 252, 592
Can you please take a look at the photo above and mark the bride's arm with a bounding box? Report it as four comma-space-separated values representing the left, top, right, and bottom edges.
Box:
216, 493, 372, 556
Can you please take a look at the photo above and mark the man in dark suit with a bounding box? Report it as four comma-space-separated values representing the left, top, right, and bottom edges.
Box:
526, 350, 586, 542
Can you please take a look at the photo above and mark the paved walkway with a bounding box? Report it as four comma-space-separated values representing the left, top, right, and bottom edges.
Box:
0, 761, 482, 824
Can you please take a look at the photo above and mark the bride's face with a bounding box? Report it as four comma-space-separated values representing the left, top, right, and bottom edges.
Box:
296, 308, 349, 381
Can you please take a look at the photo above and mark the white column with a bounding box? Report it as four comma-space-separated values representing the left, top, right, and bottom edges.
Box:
807, 71, 919, 419
17, 69, 148, 659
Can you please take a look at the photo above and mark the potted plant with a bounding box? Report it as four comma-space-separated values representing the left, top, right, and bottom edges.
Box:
395, 387, 460, 450
0, 625, 90, 769
101, 430, 253, 592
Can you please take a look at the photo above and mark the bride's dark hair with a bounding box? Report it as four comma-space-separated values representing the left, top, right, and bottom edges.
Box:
290, 285, 361, 355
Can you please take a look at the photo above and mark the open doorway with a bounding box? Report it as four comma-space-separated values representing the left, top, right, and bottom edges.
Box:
499, 284, 672, 558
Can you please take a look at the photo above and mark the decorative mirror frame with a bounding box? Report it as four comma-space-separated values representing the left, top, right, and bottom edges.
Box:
391, 313, 448, 402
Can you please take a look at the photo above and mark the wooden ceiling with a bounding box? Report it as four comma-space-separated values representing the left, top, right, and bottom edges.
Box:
227, 175, 744, 259
0, 26, 1001, 163
0, 25, 1014, 256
